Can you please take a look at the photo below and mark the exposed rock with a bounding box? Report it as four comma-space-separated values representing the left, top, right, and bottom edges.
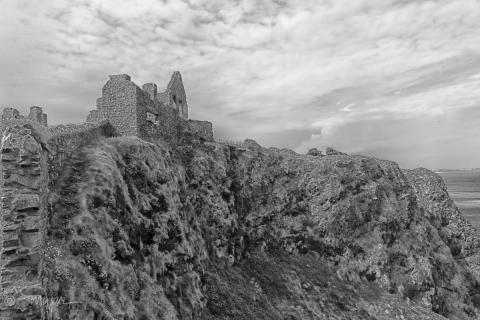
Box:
243, 138, 262, 151
404, 168, 480, 279
12, 194, 40, 211
326, 147, 347, 155
306, 148, 323, 156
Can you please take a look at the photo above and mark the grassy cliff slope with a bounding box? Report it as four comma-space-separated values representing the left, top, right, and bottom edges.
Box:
42, 137, 480, 319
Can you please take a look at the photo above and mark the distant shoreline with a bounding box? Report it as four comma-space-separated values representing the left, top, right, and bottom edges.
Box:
435, 168, 480, 173
438, 170, 480, 228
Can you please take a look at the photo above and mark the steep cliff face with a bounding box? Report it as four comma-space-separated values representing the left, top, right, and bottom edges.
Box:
404, 168, 480, 280
41, 137, 480, 319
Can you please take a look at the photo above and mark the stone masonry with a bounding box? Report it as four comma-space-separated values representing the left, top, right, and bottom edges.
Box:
0, 126, 46, 319
0, 71, 213, 318
0, 110, 118, 318
96, 74, 140, 136
86, 71, 213, 143
166, 71, 188, 119
2, 107, 48, 132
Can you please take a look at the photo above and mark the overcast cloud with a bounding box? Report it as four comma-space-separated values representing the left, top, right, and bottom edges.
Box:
1, 0, 479, 168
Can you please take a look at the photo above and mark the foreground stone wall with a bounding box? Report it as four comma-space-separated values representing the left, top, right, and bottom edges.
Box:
0, 114, 118, 319
0, 126, 46, 319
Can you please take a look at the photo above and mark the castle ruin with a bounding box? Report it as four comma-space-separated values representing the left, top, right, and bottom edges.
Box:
0, 71, 212, 318
86, 71, 211, 142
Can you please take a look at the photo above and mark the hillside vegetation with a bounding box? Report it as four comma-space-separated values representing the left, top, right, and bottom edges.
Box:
43, 137, 480, 319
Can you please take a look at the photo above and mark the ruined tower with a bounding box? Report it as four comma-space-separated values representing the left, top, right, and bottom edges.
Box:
97, 74, 140, 136
166, 71, 188, 119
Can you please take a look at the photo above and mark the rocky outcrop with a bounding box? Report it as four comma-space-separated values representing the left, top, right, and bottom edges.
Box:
0, 107, 477, 319
404, 168, 480, 281
325, 147, 347, 155
36, 137, 480, 319
306, 148, 323, 156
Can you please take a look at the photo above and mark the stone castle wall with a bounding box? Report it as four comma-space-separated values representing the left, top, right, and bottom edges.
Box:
135, 85, 162, 139
86, 72, 213, 145
185, 120, 214, 142
0, 71, 212, 318
1, 107, 49, 137
85, 109, 105, 123
100, 74, 139, 136
166, 71, 188, 119
0, 72, 212, 317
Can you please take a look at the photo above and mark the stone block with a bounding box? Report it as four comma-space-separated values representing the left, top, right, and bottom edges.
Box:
4, 253, 40, 267
20, 231, 41, 248
12, 194, 40, 210
2, 218, 20, 230
2, 239, 20, 249
1, 152, 18, 161
5, 173, 41, 189
20, 214, 41, 231
0, 269, 15, 279
3, 224, 19, 232
2, 231, 19, 242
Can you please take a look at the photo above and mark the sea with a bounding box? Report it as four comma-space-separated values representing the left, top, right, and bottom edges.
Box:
438, 170, 480, 228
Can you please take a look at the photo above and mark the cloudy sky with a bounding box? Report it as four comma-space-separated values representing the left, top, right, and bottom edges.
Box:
1, 0, 479, 169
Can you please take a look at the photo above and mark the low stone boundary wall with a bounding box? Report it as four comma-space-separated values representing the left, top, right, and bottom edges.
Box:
0, 118, 118, 319
0, 125, 46, 319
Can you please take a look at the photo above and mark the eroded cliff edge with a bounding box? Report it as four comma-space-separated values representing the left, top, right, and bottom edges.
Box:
30, 135, 480, 320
